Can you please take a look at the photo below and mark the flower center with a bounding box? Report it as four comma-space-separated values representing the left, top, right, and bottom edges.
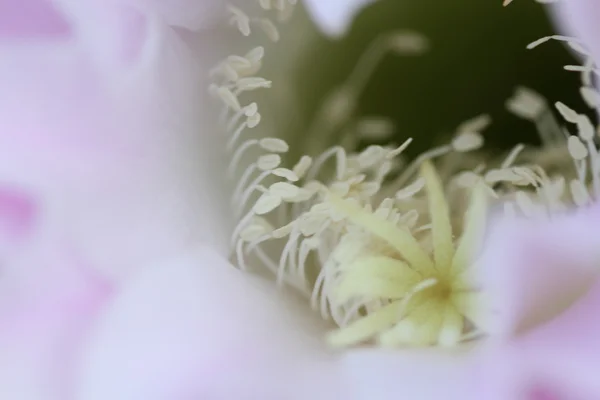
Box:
211, 0, 600, 350
428, 279, 452, 301
318, 161, 488, 348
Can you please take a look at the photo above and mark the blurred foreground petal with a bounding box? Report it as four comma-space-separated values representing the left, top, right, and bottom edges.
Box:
76, 245, 337, 400
0, 0, 71, 38
0, 238, 112, 400
134, 0, 224, 30
340, 349, 492, 400
499, 280, 600, 400
0, 188, 36, 257
477, 204, 600, 338
0, 3, 227, 279
529, 281, 600, 397
551, 0, 600, 63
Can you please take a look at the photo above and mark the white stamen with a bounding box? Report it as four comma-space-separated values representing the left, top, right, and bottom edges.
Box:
555, 101, 579, 123
452, 131, 484, 152
257, 154, 282, 171
568, 136, 588, 160
259, 138, 290, 153
253, 193, 283, 215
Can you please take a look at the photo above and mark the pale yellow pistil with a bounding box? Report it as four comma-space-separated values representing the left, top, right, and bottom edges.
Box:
326, 161, 489, 348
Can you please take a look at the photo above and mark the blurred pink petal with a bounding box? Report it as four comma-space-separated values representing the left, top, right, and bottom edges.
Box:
0, 237, 112, 400
339, 349, 492, 400
303, 0, 376, 37
54, 0, 150, 70
489, 279, 600, 400
75, 245, 339, 400
134, 0, 224, 30
0, 188, 36, 256
551, 0, 600, 63
56, 0, 223, 52
0, 0, 71, 39
0, 2, 227, 279
471, 203, 600, 399
0, 2, 229, 394
520, 274, 600, 397
476, 204, 600, 338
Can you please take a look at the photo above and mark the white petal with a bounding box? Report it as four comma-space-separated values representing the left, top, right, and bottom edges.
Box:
340, 349, 490, 400
303, 0, 377, 37
76, 246, 336, 400
549, 0, 600, 64
56, 0, 225, 32
134, 0, 224, 30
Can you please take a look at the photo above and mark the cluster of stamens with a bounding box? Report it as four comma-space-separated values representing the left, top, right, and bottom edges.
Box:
210, 0, 600, 348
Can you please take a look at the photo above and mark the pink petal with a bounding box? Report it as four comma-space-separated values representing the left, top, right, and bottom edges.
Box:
476, 204, 600, 338
0, 8, 227, 278
134, 0, 224, 30
0, 241, 112, 400
551, 0, 600, 64
0, 0, 71, 39
56, 0, 149, 69
462, 348, 582, 400
509, 279, 600, 400
0, 187, 36, 256
76, 246, 336, 400
339, 349, 494, 400
57, 0, 224, 32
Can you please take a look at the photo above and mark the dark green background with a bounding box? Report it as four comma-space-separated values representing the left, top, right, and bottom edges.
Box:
290, 0, 587, 158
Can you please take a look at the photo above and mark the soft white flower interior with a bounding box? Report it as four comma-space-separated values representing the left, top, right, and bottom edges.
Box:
210, 0, 600, 348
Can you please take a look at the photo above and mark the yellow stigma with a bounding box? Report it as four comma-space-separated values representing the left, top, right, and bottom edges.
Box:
325, 161, 489, 348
